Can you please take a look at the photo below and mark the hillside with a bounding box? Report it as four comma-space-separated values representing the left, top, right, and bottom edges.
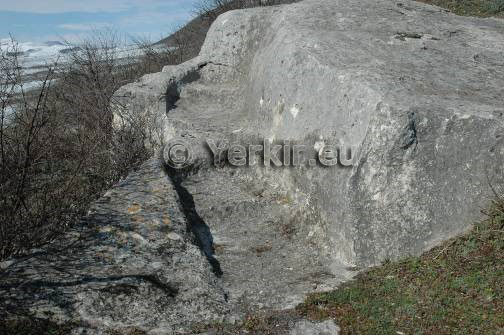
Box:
155, 0, 301, 63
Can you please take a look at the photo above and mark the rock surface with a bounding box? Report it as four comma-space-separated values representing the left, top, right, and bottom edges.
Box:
0, 160, 229, 334
116, 0, 504, 268
2, 0, 504, 333
289, 320, 340, 335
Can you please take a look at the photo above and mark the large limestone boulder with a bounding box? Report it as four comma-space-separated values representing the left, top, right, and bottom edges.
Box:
117, 0, 504, 267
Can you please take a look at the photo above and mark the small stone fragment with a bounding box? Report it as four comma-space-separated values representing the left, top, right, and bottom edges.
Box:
290, 320, 340, 335
167, 232, 183, 241
127, 204, 142, 214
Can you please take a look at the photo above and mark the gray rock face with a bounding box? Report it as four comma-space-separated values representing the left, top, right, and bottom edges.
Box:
2, 0, 504, 333
199, 0, 504, 267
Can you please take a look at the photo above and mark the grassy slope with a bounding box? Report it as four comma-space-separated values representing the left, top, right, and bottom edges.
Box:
297, 207, 504, 334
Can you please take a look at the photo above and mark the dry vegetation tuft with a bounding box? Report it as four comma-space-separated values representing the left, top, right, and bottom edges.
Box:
418, 0, 504, 16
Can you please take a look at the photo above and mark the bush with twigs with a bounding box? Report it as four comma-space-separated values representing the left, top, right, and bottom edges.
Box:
0, 34, 158, 260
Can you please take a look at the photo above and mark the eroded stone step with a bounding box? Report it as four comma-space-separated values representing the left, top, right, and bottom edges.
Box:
178, 167, 348, 310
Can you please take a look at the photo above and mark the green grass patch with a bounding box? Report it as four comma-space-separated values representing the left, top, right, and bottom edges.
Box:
297, 203, 504, 334
417, 0, 504, 17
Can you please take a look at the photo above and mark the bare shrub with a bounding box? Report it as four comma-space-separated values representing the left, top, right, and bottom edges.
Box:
0, 34, 155, 260
132, 36, 176, 72
488, 0, 504, 13
0, 39, 73, 259
51, 33, 148, 187
165, 0, 300, 63
194, 0, 296, 21
195, 0, 265, 21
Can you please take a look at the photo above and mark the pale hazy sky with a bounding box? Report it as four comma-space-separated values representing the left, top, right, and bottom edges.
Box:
0, 0, 195, 42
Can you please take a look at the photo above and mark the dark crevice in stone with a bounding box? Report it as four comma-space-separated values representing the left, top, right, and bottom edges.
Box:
198, 61, 231, 69
165, 70, 201, 113
163, 166, 223, 278
395, 32, 423, 40
401, 111, 418, 150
